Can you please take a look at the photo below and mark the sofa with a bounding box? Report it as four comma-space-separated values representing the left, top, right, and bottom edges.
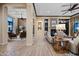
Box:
20, 31, 26, 38
69, 36, 79, 55
45, 31, 54, 44
45, 31, 79, 55
63, 35, 79, 55
8, 32, 17, 39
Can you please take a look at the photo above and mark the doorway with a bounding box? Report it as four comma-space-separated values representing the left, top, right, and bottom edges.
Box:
36, 20, 44, 42
7, 4, 27, 41
16, 18, 26, 39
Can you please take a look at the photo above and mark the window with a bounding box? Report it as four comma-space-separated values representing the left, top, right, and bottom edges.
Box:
7, 16, 13, 32
74, 18, 79, 33
44, 19, 48, 31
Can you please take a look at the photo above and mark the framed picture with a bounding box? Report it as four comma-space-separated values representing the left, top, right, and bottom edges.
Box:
50, 18, 57, 29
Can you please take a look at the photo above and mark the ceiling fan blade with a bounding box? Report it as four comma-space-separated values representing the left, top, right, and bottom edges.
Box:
73, 7, 79, 10
63, 11, 69, 15
61, 10, 68, 12
70, 4, 78, 10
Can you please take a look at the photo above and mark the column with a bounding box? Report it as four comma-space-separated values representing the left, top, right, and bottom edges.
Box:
26, 4, 33, 46
0, 5, 8, 45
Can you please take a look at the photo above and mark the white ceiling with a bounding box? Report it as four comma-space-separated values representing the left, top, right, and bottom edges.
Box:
35, 3, 79, 16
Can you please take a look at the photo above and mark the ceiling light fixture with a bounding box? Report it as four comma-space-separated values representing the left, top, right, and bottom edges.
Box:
20, 8, 24, 20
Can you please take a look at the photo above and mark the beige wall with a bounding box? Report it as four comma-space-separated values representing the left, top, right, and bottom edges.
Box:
18, 18, 26, 26
35, 17, 44, 40
13, 17, 18, 33
0, 3, 36, 46
26, 3, 36, 46
0, 3, 71, 46
0, 3, 27, 45
35, 16, 71, 38
0, 4, 8, 45
0, 5, 3, 44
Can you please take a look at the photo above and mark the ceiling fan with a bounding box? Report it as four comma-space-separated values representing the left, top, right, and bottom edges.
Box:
61, 3, 79, 15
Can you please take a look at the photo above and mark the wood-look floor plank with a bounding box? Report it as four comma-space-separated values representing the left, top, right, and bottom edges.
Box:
0, 38, 74, 56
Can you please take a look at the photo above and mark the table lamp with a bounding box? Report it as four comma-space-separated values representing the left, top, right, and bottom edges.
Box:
56, 24, 66, 31
56, 24, 66, 37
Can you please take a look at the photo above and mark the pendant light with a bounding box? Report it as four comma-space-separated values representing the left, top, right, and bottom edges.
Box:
20, 8, 24, 20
